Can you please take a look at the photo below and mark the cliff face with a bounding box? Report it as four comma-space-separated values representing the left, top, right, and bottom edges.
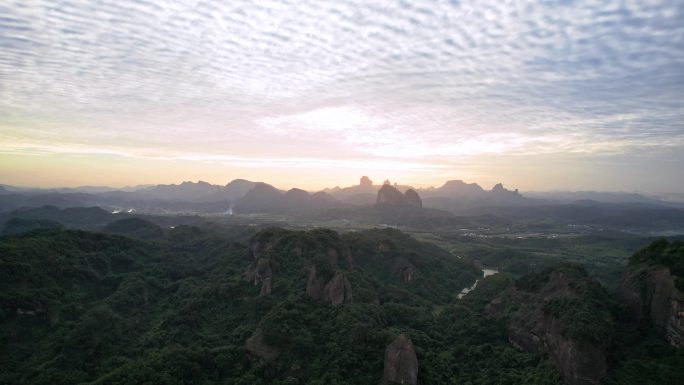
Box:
620, 265, 684, 347
324, 272, 353, 305
487, 266, 612, 385
392, 257, 417, 283
505, 307, 607, 385
381, 334, 418, 385
245, 258, 273, 296
306, 268, 352, 305
619, 239, 684, 347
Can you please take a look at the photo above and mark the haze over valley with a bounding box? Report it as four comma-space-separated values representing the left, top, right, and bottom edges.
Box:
1, 1, 683, 384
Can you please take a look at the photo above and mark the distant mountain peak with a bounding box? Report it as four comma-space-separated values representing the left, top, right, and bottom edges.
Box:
377, 184, 423, 208
436, 179, 484, 195
360, 176, 373, 187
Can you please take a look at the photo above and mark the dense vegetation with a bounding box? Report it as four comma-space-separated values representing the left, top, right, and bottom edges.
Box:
0, 224, 561, 385
1, 222, 682, 384
526, 264, 616, 344
628, 239, 684, 290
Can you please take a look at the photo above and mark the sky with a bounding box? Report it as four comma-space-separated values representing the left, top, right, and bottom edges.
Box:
1, 0, 683, 192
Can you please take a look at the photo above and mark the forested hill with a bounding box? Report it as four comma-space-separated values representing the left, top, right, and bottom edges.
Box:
1, 225, 682, 384
0, 224, 550, 385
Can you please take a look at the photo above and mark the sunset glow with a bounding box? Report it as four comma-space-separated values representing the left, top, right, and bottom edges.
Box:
0, 0, 683, 192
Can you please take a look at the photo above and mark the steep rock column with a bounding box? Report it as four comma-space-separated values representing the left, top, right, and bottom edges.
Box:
254, 258, 272, 296
381, 334, 418, 385
323, 272, 353, 306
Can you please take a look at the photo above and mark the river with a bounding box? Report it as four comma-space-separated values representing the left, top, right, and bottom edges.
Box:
457, 268, 499, 299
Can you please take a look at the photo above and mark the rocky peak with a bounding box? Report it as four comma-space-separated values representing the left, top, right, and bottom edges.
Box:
489, 183, 521, 197
404, 189, 422, 208
381, 334, 418, 385
377, 184, 405, 205
377, 185, 424, 207
360, 176, 373, 187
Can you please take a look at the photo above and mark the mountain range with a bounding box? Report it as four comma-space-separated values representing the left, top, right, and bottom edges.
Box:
1, 176, 683, 232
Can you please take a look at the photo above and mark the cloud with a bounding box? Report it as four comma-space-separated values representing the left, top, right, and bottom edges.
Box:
1, 0, 683, 168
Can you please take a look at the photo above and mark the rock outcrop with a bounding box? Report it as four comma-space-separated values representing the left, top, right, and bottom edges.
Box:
619, 239, 684, 347
620, 264, 684, 347
245, 258, 273, 296
403, 189, 422, 208
487, 265, 611, 385
306, 266, 328, 302
488, 183, 522, 201
376, 184, 423, 208
360, 176, 373, 187
325, 246, 353, 269
392, 258, 417, 283
377, 184, 406, 205
306, 268, 352, 305
324, 272, 353, 305
381, 334, 418, 385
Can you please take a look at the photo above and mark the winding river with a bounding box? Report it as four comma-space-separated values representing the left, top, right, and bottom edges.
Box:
457, 268, 499, 299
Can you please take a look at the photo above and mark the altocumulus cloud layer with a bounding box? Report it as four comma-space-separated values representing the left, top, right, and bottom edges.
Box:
1, 0, 683, 173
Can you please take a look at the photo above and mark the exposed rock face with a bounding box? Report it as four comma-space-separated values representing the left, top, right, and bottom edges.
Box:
403, 266, 416, 283
306, 268, 353, 305
487, 268, 609, 385
306, 267, 328, 302
245, 258, 273, 296
506, 305, 606, 385
381, 334, 418, 385
260, 277, 272, 296
322, 246, 353, 269
619, 265, 684, 347
392, 258, 417, 283
403, 189, 422, 208
324, 272, 353, 306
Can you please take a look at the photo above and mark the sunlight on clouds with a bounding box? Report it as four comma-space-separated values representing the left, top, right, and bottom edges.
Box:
0, 0, 683, 190
258, 106, 383, 133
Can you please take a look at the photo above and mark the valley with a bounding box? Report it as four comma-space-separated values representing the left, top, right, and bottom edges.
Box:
1, 178, 682, 384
